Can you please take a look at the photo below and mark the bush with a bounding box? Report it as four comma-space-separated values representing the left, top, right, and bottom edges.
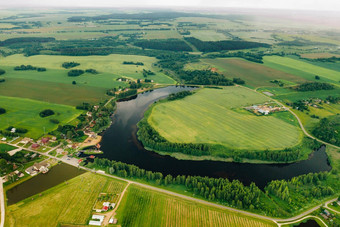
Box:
233, 78, 245, 85
85, 69, 98, 74
39, 109, 55, 118
0, 108, 6, 114
0, 79, 5, 83
37, 67, 46, 72
50, 119, 60, 124
0, 69, 5, 75
62, 62, 80, 69
68, 69, 84, 77
72, 81, 77, 85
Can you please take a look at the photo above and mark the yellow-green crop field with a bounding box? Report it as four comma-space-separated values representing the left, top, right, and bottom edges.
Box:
148, 87, 303, 150
5, 172, 127, 227
116, 184, 275, 227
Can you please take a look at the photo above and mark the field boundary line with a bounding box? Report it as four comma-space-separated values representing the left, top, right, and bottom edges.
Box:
0, 178, 4, 227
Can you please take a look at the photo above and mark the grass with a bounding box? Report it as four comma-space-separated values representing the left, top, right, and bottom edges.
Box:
148, 87, 303, 151
185, 58, 307, 88
0, 78, 107, 106
0, 144, 16, 152
116, 184, 276, 227
263, 56, 340, 84
187, 29, 229, 41
300, 53, 340, 59
5, 172, 127, 227
0, 96, 82, 139
0, 54, 175, 87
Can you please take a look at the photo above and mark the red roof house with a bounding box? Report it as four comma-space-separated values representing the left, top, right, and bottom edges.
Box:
31, 144, 40, 149
41, 137, 50, 144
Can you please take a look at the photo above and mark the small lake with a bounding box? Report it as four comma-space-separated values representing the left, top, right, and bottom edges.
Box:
6, 163, 85, 205
296, 219, 320, 227
99, 86, 331, 189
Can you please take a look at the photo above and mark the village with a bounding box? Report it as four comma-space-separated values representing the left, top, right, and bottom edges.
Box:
245, 102, 288, 115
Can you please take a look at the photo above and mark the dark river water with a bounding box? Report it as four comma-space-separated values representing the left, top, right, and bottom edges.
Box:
98, 86, 331, 189
297, 219, 320, 227
6, 163, 85, 205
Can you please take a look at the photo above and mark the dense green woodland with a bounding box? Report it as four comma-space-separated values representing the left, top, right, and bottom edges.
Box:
294, 82, 334, 91
185, 37, 270, 52
313, 116, 340, 146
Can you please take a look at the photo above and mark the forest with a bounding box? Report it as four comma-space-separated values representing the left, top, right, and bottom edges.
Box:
294, 82, 334, 91
313, 117, 340, 146
185, 37, 270, 52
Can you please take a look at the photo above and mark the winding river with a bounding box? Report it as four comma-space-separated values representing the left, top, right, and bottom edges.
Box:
98, 86, 331, 188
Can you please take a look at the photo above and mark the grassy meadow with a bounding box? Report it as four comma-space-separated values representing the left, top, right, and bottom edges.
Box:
148, 87, 303, 151
263, 56, 340, 84
0, 78, 107, 106
116, 184, 275, 227
185, 58, 306, 88
5, 172, 127, 227
0, 54, 175, 86
0, 144, 16, 152
0, 96, 82, 138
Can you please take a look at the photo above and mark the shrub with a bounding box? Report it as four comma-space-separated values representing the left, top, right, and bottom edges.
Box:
68, 69, 84, 77
39, 109, 55, 118
50, 119, 60, 124
0, 69, 5, 75
0, 79, 5, 83
62, 61, 80, 69
0, 108, 6, 114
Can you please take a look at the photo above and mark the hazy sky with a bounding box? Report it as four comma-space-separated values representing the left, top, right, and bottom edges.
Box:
1, 0, 340, 12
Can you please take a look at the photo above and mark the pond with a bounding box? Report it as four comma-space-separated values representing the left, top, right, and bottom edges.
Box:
98, 86, 331, 188
6, 163, 85, 205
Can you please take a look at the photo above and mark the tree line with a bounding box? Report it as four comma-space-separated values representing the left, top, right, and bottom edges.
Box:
294, 82, 334, 91
14, 65, 46, 72
313, 117, 340, 146
185, 37, 270, 52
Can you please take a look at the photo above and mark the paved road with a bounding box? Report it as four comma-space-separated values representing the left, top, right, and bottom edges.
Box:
0, 178, 4, 227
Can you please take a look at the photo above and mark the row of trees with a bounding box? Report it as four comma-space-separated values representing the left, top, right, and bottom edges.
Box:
137, 118, 210, 156
294, 82, 334, 91
123, 61, 144, 65
168, 91, 192, 101
14, 65, 46, 72
88, 158, 263, 211
185, 37, 270, 52
178, 70, 234, 86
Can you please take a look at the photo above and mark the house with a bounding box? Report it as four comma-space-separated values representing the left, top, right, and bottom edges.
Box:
323, 209, 331, 216
10, 128, 16, 133
41, 137, 50, 144
31, 144, 40, 149
1, 137, 6, 141
31, 153, 37, 158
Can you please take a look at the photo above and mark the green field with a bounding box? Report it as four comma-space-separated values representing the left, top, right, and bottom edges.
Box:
148, 87, 302, 151
185, 58, 307, 88
188, 30, 229, 41
0, 96, 82, 138
0, 54, 175, 86
116, 184, 275, 227
0, 78, 107, 106
0, 144, 16, 152
5, 172, 127, 227
263, 56, 340, 84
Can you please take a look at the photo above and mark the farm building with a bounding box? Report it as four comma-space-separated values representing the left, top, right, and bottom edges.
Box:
89, 215, 104, 226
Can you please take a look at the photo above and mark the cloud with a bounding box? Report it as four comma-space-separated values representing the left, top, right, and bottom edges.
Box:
1, 0, 340, 11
